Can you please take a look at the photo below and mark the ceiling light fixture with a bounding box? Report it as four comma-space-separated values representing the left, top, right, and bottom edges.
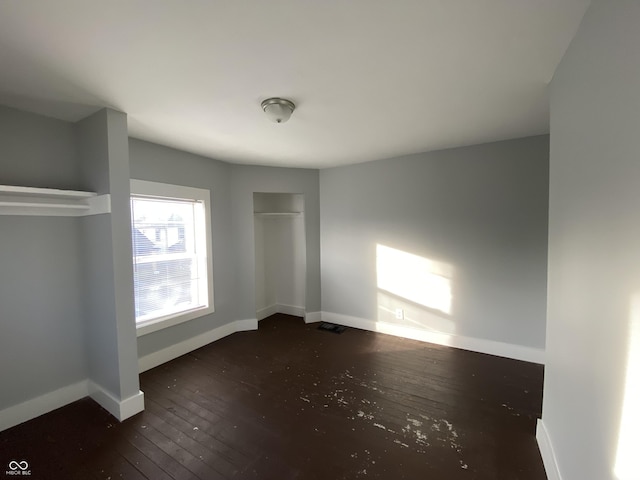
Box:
261, 97, 295, 124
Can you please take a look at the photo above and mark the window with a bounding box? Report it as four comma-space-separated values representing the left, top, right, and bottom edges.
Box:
130, 180, 214, 336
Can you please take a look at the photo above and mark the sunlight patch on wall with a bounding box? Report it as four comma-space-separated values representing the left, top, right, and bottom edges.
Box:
376, 291, 455, 334
614, 295, 640, 480
376, 244, 453, 314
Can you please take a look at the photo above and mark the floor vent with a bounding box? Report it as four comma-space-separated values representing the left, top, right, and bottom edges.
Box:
318, 322, 346, 334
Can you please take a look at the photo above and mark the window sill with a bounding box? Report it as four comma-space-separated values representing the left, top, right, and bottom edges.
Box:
136, 305, 215, 337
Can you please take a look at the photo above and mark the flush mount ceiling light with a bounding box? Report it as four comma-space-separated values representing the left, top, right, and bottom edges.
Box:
261, 97, 295, 124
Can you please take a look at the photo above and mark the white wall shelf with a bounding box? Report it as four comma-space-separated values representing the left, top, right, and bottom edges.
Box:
0, 185, 111, 216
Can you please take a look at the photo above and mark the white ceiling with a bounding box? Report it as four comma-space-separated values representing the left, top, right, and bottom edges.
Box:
0, 1, 589, 168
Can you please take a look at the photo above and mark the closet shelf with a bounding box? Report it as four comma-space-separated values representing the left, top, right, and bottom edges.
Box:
0, 185, 111, 217
254, 212, 302, 217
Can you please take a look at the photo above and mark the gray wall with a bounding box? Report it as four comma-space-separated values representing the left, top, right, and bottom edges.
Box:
320, 136, 549, 349
542, 1, 640, 479
130, 141, 321, 358
130, 140, 322, 359
77, 109, 140, 400
0, 105, 80, 189
0, 107, 321, 414
0, 106, 87, 410
129, 139, 236, 358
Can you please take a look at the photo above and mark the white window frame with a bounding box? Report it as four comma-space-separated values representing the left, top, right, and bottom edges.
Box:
130, 179, 214, 337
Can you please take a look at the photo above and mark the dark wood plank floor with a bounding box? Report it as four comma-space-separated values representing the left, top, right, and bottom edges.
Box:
0, 314, 546, 479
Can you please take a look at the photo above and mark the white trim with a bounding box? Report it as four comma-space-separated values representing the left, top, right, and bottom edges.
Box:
130, 179, 215, 336
319, 312, 545, 364
120, 391, 145, 420
276, 304, 306, 317
136, 305, 215, 337
89, 382, 144, 421
257, 304, 306, 321
0, 380, 89, 432
0, 380, 146, 432
536, 419, 563, 480
138, 319, 258, 373
235, 318, 260, 331
130, 179, 208, 202
257, 304, 279, 321
305, 311, 322, 324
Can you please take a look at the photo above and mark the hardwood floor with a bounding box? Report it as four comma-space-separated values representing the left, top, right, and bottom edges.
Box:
0, 314, 546, 479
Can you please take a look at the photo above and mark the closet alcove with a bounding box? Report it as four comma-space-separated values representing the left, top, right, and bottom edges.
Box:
253, 192, 307, 320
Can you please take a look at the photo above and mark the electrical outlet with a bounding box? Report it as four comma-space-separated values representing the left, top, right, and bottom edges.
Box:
395, 308, 404, 320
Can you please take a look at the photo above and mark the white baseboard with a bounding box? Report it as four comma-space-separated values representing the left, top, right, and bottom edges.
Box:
120, 390, 145, 420
276, 304, 306, 317
320, 312, 545, 364
235, 318, 259, 331
0, 380, 89, 432
0, 317, 254, 432
138, 319, 258, 373
89, 382, 144, 421
257, 304, 306, 320
257, 304, 279, 320
536, 419, 562, 480
305, 311, 322, 324
0, 380, 146, 432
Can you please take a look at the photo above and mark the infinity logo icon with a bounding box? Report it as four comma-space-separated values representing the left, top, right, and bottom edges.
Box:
8, 461, 28, 471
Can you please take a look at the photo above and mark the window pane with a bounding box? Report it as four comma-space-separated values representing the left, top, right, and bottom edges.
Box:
131, 196, 208, 323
